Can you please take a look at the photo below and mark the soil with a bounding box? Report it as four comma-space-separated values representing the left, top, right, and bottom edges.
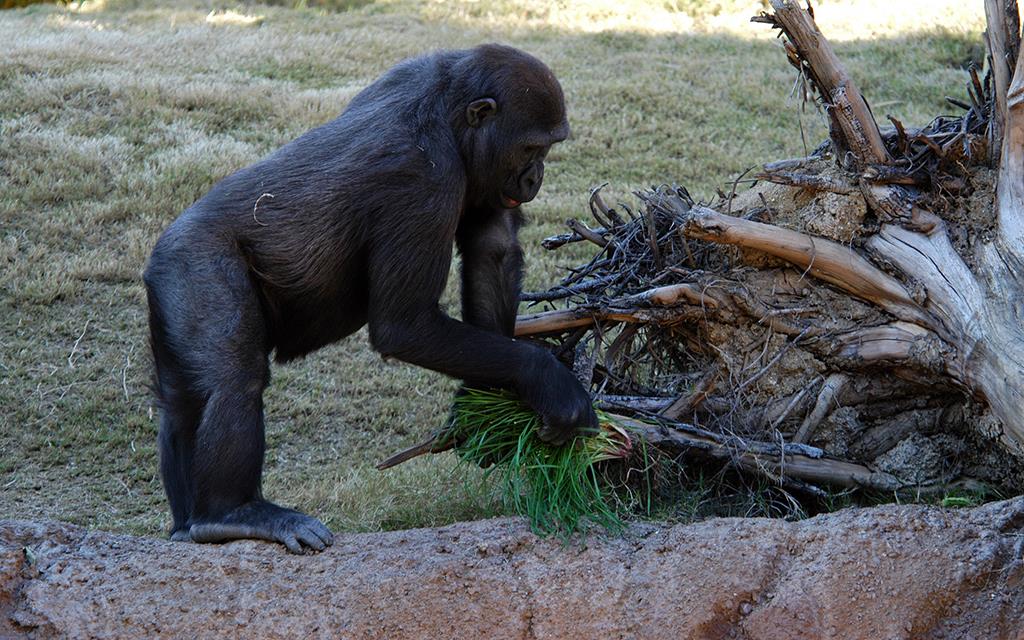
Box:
3, 499, 1024, 639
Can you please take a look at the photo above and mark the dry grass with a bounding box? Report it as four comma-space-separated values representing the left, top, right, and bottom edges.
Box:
0, 0, 986, 536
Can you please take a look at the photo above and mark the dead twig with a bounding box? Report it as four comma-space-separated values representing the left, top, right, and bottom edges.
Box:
793, 373, 849, 443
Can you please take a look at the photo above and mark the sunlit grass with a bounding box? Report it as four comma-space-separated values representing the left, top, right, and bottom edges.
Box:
204, 9, 265, 26
412, 0, 984, 40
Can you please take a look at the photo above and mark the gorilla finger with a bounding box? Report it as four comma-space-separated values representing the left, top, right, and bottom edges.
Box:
537, 424, 571, 446
536, 424, 558, 444
282, 535, 304, 555
310, 522, 334, 546
296, 528, 326, 552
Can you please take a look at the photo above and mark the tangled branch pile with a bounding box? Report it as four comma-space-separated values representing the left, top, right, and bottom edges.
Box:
515, 0, 1024, 503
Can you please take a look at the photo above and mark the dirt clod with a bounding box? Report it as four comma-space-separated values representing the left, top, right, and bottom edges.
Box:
874, 433, 966, 485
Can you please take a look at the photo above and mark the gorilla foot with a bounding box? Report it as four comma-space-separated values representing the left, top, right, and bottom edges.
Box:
187, 501, 334, 554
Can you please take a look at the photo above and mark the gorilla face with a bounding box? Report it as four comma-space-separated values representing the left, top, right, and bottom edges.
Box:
460, 46, 569, 211
497, 135, 563, 209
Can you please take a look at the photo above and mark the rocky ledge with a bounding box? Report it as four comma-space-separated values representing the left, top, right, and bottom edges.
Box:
3, 499, 1024, 639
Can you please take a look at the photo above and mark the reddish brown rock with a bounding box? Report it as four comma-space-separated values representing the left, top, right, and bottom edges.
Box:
2, 499, 1023, 639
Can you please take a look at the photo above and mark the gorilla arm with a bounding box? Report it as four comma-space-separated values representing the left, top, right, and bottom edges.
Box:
365, 200, 597, 445
456, 207, 524, 338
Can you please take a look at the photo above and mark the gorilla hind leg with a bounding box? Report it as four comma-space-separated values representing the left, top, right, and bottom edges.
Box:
146, 249, 332, 553
147, 285, 203, 539
184, 368, 334, 554
158, 403, 199, 539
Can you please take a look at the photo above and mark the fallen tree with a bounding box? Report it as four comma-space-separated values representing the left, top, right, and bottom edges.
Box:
502, 0, 1024, 499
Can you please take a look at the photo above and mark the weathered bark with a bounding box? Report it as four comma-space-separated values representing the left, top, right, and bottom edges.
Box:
514, 283, 716, 336
681, 206, 929, 326
616, 416, 904, 492
794, 373, 848, 443
984, 0, 1021, 161
971, 39, 1024, 455
757, 0, 889, 166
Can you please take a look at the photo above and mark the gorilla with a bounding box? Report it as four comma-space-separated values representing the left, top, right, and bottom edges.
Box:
143, 44, 598, 553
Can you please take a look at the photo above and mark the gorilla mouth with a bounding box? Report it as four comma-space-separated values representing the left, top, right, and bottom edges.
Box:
500, 194, 521, 208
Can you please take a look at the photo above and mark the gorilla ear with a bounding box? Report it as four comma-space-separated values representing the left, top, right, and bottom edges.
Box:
466, 98, 498, 127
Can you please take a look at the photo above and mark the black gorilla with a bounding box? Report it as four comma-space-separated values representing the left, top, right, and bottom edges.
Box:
143, 44, 598, 553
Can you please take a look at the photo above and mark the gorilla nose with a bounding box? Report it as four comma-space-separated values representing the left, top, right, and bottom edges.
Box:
514, 163, 544, 204
519, 172, 542, 200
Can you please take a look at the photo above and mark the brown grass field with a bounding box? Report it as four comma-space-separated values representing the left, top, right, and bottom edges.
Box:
0, 0, 987, 536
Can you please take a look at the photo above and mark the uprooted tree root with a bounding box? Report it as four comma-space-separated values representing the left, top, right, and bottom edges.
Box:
382, 1, 1024, 513
513, 0, 1024, 504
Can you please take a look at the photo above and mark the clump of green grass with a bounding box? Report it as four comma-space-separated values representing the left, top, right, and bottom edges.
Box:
446, 388, 649, 537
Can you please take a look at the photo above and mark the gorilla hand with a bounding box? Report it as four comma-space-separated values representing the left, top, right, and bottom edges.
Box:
517, 350, 599, 446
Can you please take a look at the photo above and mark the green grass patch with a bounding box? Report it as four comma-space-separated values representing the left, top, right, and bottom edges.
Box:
448, 389, 649, 536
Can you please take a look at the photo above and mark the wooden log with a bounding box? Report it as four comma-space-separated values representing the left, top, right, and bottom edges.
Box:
766, 0, 890, 166
514, 283, 719, 336
617, 417, 904, 491
681, 206, 929, 327
970, 42, 1024, 457
515, 308, 599, 335
985, 0, 1021, 163
994, 44, 1024, 248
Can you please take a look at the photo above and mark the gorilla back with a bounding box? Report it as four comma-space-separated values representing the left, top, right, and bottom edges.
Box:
144, 44, 599, 553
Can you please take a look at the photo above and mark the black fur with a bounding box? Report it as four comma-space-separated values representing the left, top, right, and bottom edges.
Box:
143, 44, 597, 553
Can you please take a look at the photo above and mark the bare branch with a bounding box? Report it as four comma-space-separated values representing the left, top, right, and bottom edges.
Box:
794, 373, 849, 443
617, 416, 903, 491
682, 206, 929, 326
755, 170, 857, 194
767, 0, 890, 165
515, 283, 720, 336
565, 218, 609, 248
